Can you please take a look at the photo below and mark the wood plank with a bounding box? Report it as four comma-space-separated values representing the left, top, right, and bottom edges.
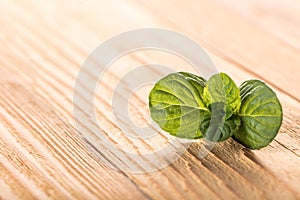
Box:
0, 0, 300, 199
217, 0, 300, 51
134, 0, 300, 101
0, 84, 148, 200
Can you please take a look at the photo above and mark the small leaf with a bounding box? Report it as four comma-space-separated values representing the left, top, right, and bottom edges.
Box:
233, 80, 283, 149
149, 72, 209, 139
201, 102, 241, 142
204, 72, 241, 119
221, 115, 241, 141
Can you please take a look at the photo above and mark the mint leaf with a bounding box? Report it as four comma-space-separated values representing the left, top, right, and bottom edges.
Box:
204, 72, 241, 119
149, 72, 209, 139
222, 115, 241, 140
233, 80, 283, 149
200, 102, 241, 142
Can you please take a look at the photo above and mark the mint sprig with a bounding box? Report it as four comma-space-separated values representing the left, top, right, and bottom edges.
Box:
149, 72, 282, 149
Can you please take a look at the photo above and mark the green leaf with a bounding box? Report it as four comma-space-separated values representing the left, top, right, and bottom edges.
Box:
149, 72, 209, 139
233, 80, 283, 149
201, 102, 241, 142
222, 115, 241, 140
204, 72, 241, 119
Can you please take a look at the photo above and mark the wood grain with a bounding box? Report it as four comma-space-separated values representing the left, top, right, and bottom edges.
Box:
0, 0, 300, 199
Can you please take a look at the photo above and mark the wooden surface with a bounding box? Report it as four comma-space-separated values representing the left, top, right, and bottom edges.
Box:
1, 0, 300, 199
